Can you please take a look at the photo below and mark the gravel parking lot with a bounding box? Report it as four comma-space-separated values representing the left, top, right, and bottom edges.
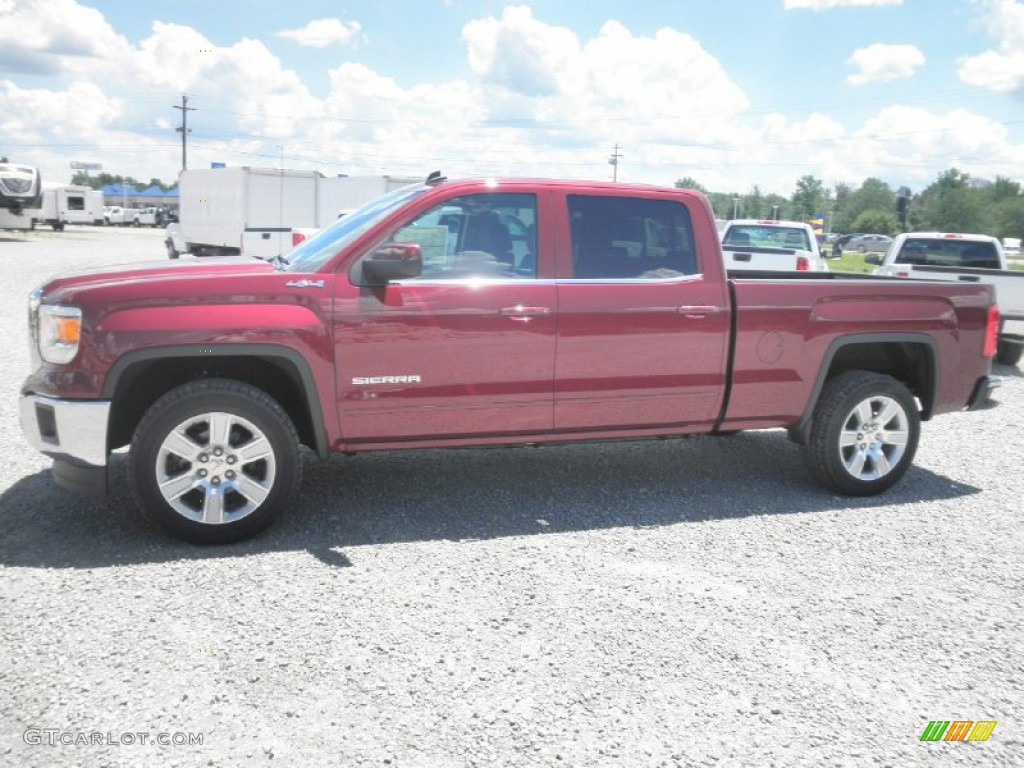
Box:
1, 226, 1021, 767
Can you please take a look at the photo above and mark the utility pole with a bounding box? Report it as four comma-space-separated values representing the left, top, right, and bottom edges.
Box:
608, 143, 622, 182
173, 95, 196, 171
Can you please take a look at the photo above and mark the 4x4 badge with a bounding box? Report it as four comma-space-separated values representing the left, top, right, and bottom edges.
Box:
285, 279, 325, 288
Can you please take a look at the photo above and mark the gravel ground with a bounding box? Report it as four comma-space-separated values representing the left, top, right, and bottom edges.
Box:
1, 226, 1021, 767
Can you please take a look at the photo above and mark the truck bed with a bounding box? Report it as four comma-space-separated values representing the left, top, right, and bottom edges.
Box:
721, 271, 995, 430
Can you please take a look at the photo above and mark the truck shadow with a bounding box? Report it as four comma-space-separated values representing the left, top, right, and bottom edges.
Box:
0, 431, 983, 570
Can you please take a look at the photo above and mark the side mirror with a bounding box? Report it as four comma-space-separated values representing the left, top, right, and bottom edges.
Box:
864, 253, 882, 266
362, 243, 423, 283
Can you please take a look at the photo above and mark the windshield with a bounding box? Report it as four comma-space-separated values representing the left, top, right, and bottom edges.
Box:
284, 183, 430, 272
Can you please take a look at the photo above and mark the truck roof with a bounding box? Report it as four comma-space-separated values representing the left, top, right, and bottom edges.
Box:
724, 218, 814, 229
896, 232, 999, 243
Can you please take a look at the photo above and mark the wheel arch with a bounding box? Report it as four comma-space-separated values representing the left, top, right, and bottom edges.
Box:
104, 345, 328, 458
788, 333, 938, 445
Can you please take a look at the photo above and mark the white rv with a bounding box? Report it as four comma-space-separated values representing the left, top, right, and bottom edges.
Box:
28, 185, 105, 230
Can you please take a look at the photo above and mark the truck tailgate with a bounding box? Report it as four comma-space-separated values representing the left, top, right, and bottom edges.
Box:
723, 246, 817, 272
888, 264, 1024, 332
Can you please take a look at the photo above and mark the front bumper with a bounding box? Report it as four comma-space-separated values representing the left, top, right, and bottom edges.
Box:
966, 376, 1001, 412
20, 394, 111, 497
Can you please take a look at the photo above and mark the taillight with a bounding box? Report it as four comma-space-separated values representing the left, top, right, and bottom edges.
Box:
983, 306, 1000, 357
896, 270, 910, 278
796, 256, 810, 271
292, 232, 306, 247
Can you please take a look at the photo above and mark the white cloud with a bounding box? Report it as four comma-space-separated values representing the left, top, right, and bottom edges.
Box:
276, 18, 362, 48
958, 0, 1024, 92
784, 0, 902, 8
846, 43, 925, 85
462, 5, 749, 143
0, 0, 134, 75
3, 0, 1024, 197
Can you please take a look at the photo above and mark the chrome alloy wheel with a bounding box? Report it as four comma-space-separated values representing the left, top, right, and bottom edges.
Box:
155, 411, 276, 525
838, 395, 910, 481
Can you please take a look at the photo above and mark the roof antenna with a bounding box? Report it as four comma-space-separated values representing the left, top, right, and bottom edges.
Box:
426, 170, 446, 185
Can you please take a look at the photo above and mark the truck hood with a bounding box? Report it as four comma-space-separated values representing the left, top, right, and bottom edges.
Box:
39, 257, 278, 302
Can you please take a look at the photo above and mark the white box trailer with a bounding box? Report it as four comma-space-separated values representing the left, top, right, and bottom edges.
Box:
315, 175, 419, 223
166, 167, 321, 258
27, 185, 104, 230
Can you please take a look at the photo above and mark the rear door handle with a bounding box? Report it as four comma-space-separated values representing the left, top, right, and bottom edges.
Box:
677, 305, 722, 319
500, 305, 551, 322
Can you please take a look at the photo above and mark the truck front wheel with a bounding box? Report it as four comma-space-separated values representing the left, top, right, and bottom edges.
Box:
165, 239, 179, 259
803, 371, 920, 496
128, 379, 301, 544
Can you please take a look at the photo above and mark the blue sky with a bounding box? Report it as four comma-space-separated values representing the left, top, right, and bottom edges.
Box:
2, 0, 1023, 195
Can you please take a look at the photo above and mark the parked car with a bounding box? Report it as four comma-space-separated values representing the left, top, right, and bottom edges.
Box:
844, 234, 893, 254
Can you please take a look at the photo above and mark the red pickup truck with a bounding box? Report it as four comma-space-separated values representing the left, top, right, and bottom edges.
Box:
20, 176, 1001, 543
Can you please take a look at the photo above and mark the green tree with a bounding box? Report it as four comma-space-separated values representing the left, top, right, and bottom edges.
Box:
790, 175, 825, 220
912, 168, 991, 233
832, 178, 895, 232
674, 177, 707, 193
993, 198, 1024, 241
851, 209, 900, 236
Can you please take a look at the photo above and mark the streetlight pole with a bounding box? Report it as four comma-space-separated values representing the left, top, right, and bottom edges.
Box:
732, 197, 739, 220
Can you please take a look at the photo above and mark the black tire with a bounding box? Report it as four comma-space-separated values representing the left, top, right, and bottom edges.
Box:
165, 239, 179, 259
128, 378, 301, 544
996, 340, 1022, 367
803, 371, 920, 496
857, 245, 867, 253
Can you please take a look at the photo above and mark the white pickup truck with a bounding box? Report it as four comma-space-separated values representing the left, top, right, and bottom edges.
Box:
719, 219, 828, 272
104, 206, 156, 227
869, 232, 1024, 366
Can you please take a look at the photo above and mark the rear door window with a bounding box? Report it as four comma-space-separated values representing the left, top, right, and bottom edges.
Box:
567, 195, 697, 279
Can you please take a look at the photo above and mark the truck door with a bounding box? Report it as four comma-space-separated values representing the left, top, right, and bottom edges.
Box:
554, 192, 729, 431
333, 191, 557, 441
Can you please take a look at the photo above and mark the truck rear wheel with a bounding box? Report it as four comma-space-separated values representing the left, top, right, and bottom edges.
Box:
803, 371, 920, 496
996, 339, 1022, 367
128, 378, 301, 544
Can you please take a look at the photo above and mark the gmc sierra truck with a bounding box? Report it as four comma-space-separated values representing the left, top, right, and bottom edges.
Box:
20, 176, 1001, 543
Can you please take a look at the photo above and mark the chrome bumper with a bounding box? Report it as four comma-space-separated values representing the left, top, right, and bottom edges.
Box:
19, 394, 111, 466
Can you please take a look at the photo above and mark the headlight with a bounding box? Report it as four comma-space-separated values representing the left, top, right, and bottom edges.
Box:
38, 304, 82, 364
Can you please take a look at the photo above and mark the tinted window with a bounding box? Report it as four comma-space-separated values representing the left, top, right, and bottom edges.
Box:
363, 193, 537, 280
894, 238, 1000, 269
568, 195, 697, 279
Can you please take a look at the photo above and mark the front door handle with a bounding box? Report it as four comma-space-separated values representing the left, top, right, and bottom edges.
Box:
500, 305, 550, 322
